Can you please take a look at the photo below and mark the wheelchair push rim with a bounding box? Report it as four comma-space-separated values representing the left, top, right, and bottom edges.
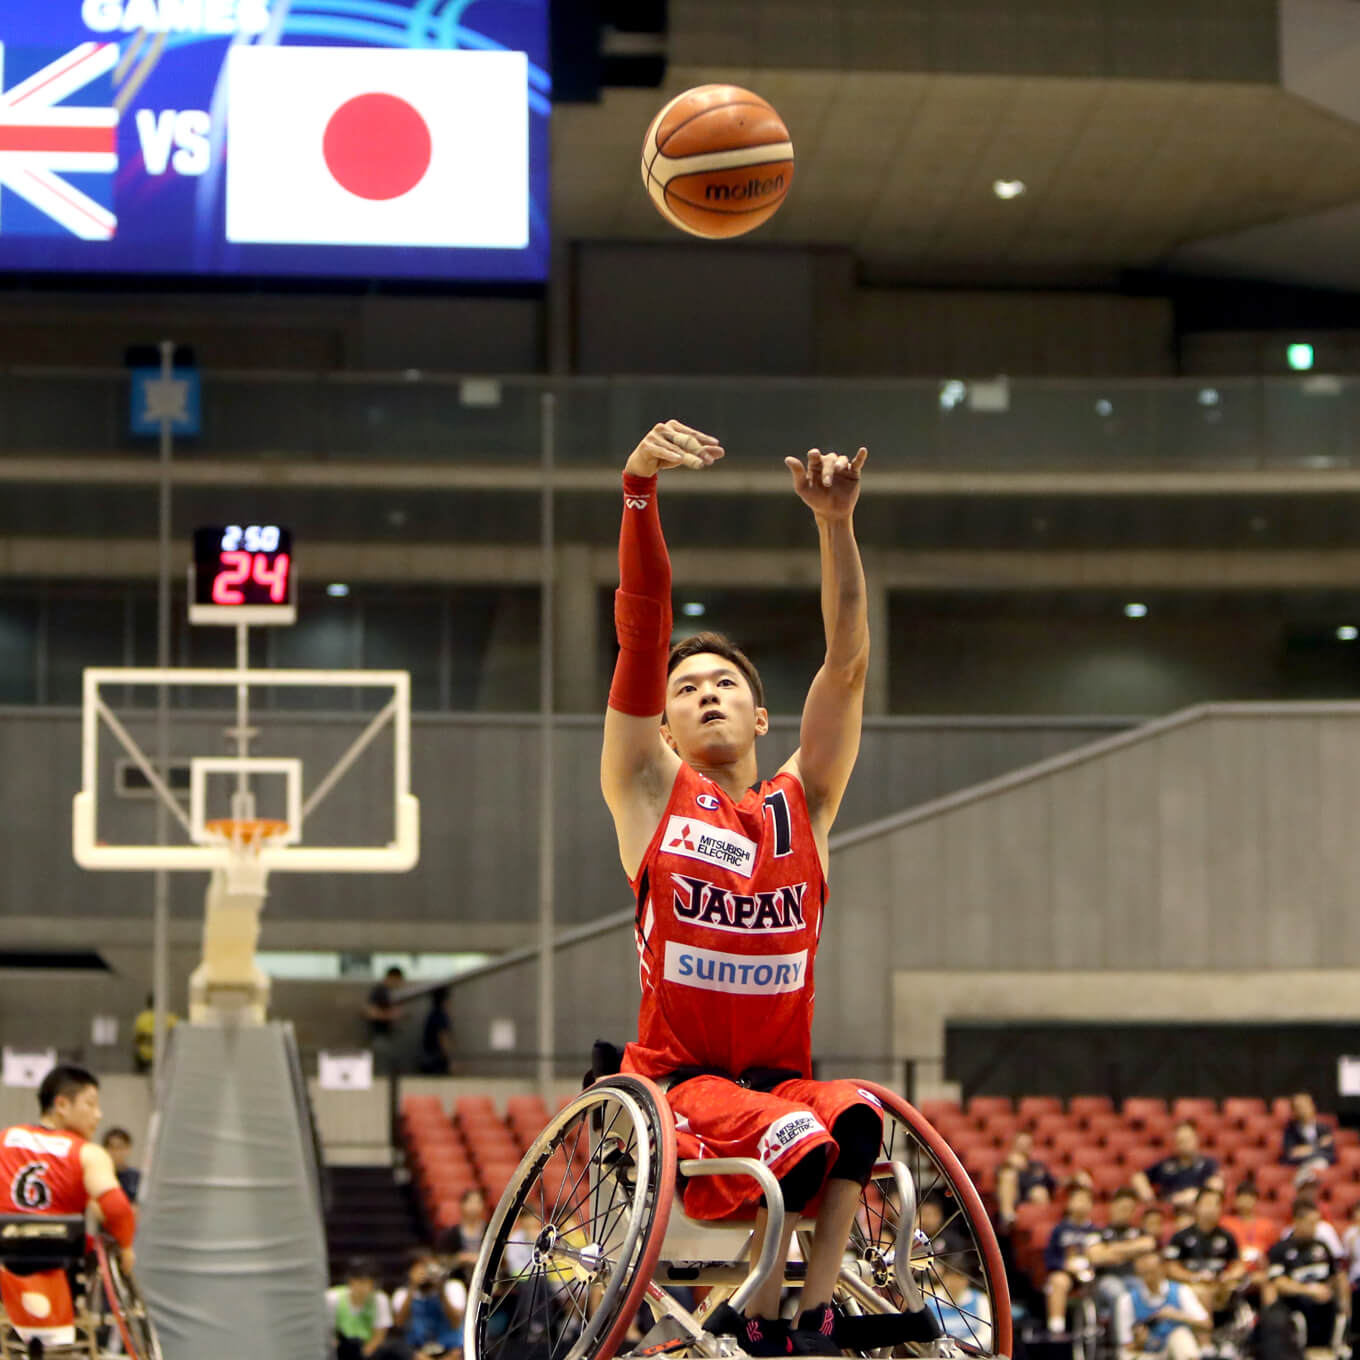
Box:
465, 1074, 676, 1360
842, 1082, 1012, 1358
95, 1236, 163, 1360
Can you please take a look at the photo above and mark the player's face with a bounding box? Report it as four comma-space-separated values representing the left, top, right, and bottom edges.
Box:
1135, 1252, 1163, 1287
55, 1085, 102, 1140
662, 655, 767, 762
1195, 1193, 1221, 1229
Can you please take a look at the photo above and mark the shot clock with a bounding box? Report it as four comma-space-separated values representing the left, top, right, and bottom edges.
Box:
190, 525, 297, 625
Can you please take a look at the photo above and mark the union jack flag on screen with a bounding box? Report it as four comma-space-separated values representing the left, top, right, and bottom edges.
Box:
0, 43, 118, 241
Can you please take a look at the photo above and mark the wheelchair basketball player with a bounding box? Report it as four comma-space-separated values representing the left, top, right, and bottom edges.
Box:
600, 420, 880, 1356
0, 1065, 136, 1352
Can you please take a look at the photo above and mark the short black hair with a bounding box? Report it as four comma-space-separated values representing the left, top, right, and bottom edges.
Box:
102, 1127, 131, 1148
666, 632, 765, 710
1175, 1120, 1196, 1133
384, 965, 405, 979
1236, 1180, 1258, 1198
1112, 1186, 1138, 1203
346, 1257, 377, 1282
1196, 1186, 1222, 1205
1293, 1195, 1320, 1219
38, 1064, 98, 1115
460, 1186, 484, 1205
408, 1245, 436, 1266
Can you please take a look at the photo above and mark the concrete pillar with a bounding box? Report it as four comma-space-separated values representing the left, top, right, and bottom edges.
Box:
555, 543, 599, 713
865, 573, 890, 716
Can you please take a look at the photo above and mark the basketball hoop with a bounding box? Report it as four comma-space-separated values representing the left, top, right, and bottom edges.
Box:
203, 818, 291, 851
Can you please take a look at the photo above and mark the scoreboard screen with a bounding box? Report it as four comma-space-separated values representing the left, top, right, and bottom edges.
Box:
0, 1, 549, 281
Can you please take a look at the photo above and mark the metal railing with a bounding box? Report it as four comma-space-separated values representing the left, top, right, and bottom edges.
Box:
3, 367, 1359, 469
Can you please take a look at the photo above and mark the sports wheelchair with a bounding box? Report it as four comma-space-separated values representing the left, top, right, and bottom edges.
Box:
0, 1215, 161, 1360
465, 1073, 1011, 1360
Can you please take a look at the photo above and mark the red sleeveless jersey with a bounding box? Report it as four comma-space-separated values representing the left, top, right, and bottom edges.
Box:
623, 764, 827, 1081
0, 1124, 88, 1216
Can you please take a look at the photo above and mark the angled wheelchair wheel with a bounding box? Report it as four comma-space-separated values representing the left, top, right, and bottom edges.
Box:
94, 1237, 163, 1360
835, 1083, 1011, 1358
466, 1075, 675, 1360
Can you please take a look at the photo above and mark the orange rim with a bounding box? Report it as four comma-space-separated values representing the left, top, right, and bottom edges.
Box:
203, 817, 290, 845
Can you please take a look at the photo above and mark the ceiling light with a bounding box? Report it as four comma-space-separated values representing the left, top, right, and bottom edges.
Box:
1338, 626, 1357, 642
1287, 343, 1315, 372
1096, 399, 1113, 417
1124, 603, 1148, 619
939, 379, 968, 411
1197, 388, 1220, 407
681, 601, 706, 618
326, 583, 350, 598
992, 179, 1026, 200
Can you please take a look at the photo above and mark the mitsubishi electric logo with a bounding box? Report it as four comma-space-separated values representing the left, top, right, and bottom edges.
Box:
662, 815, 756, 875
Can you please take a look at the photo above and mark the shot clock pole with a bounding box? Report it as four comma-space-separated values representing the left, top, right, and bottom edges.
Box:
152, 338, 174, 1087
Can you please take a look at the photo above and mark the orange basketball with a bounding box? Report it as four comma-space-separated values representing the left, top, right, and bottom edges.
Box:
641, 84, 794, 239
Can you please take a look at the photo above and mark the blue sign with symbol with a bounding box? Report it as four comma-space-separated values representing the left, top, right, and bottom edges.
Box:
129, 368, 201, 436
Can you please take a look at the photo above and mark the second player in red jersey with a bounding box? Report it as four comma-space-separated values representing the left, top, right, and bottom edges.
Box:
602, 419, 877, 1354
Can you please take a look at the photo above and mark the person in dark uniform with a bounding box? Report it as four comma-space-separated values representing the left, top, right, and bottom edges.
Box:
1092, 1186, 1160, 1352
1164, 1187, 1245, 1325
1044, 1183, 1103, 1335
1133, 1123, 1221, 1210
1262, 1198, 1347, 1353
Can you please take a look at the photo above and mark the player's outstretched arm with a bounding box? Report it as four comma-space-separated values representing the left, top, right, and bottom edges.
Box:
81, 1141, 136, 1270
781, 448, 869, 848
601, 421, 724, 877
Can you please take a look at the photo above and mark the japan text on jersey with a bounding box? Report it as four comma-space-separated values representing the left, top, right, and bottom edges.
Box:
0, 44, 118, 240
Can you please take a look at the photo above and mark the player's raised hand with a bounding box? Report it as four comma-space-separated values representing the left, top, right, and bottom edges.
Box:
785, 446, 867, 520
625, 420, 725, 478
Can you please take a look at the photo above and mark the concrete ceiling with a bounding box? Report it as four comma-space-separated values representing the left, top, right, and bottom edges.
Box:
553, 65, 1360, 288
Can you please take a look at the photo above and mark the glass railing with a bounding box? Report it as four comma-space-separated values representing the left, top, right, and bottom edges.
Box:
3, 367, 1358, 468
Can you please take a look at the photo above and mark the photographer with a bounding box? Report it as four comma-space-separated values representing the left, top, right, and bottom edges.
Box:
392, 1247, 467, 1357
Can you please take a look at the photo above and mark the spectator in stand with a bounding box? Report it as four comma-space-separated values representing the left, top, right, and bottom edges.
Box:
327, 1259, 403, 1360
102, 1127, 140, 1202
392, 1246, 466, 1356
363, 966, 405, 1076
996, 1129, 1056, 1226
1343, 1200, 1360, 1339
1132, 1123, 1221, 1210
1281, 1092, 1337, 1186
1220, 1181, 1279, 1277
132, 993, 179, 1075
1093, 1186, 1160, 1354
418, 988, 453, 1076
1263, 1198, 1348, 1355
1163, 1187, 1245, 1325
1129, 1250, 1210, 1360
1044, 1182, 1104, 1336
1142, 1205, 1168, 1246
439, 1187, 489, 1285
918, 1193, 967, 1259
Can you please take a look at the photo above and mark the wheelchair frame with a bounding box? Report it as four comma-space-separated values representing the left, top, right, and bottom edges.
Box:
0, 1220, 161, 1360
466, 1075, 1011, 1360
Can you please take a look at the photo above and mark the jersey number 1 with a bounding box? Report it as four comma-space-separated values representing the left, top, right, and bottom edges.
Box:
762, 790, 793, 858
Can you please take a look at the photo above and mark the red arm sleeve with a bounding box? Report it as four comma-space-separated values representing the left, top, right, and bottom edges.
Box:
97, 1186, 136, 1249
608, 473, 673, 717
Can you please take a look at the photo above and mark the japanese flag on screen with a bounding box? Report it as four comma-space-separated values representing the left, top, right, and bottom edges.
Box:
225, 46, 528, 249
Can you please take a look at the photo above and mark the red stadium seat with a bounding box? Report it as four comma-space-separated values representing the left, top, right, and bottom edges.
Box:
1222, 1098, 1267, 1127
977, 1112, 1021, 1146
1270, 1098, 1294, 1123
966, 1095, 1013, 1121
1172, 1098, 1219, 1124
1228, 1145, 1273, 1176
1032, 1113, 1074, 1145
456, 1095, 499, 1123
1102, 1128, 1142, 1156
1088, 1164, 1128, 1197
1119, 1143, 1161, 1171
1122, 1098, 1168, 1126
1048, 1130, 1090, 1163
1337, 1146, 1360, 1175
403, 1093, 447, 1118
1066, 1144, 1107, 1175
1240, 1114, 1281, 1149
1254, 1165, 1296, 1201
1085, 1112, 1125, 1143
1140, 1113, 1175, 1145
917, 1098, 962, 1126
1069, 1096, 1115, 1124
1017, 1096, 1064, 1127
1326, 1182, 1360, 1219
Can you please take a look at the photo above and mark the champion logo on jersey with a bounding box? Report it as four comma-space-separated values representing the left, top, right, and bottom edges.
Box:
695, 794, 720, 810
663, 815, 756, 875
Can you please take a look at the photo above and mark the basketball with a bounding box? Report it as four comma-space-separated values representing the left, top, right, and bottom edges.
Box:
641, 84, 794, 239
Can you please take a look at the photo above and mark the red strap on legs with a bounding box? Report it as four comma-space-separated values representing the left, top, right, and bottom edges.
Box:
608, 474, 673, 717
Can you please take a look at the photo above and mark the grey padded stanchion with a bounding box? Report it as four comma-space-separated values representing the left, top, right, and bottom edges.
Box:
136, 1022, 328, 1360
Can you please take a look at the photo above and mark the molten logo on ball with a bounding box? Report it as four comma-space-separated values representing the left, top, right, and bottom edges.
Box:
641, 83, 794, 240
704, 174, 786, 203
